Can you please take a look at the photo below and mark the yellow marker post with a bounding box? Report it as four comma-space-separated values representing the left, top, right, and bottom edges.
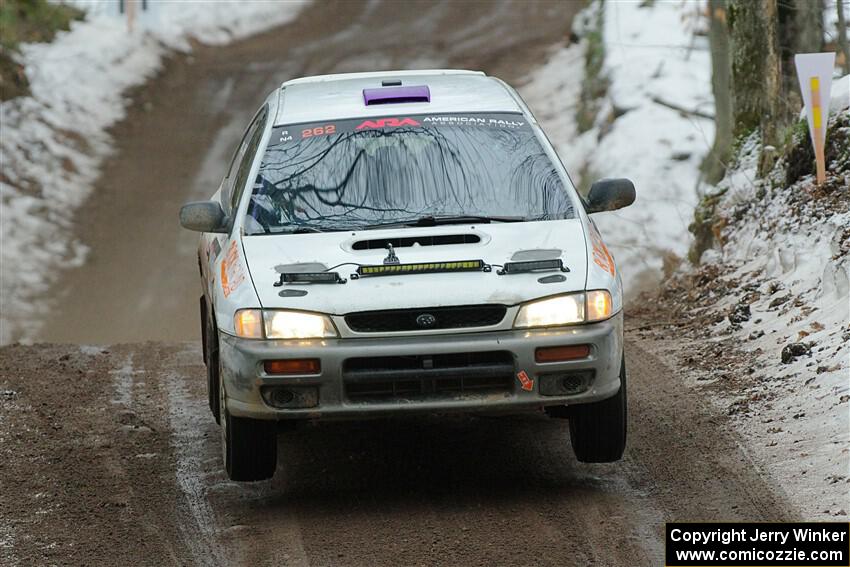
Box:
794, 52, 835, 187
810, 77, 826, 185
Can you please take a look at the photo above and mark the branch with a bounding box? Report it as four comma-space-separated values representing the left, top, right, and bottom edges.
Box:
651, 96, 715, 120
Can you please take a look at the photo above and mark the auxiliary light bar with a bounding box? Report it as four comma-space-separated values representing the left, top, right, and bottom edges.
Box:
498, 259, 569, 275
274, 271, 346, 286
354, 259, 489, 278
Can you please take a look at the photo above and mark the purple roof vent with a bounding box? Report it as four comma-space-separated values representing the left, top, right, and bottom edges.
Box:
363, 84, 430, 106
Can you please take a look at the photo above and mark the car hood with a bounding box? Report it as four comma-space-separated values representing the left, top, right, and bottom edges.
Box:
243, 219, 588, 314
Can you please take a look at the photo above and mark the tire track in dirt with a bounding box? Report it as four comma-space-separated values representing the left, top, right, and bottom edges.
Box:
0, 344, 192, 565
0, 338, 795, 566
160, 347, 231, 567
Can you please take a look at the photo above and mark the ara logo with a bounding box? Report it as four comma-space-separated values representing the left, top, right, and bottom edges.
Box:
355, 117, 421, 130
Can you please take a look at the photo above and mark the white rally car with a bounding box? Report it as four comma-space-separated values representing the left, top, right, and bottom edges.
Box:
180, 70, 635, 481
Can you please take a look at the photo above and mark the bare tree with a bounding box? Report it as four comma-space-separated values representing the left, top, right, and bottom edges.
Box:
729, 0, 784, 174
777, 0, 825, 116
838, 0, 850, 74
703, 0, 733, 184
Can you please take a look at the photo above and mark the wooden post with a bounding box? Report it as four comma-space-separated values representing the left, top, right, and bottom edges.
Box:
127, 0, 136, 33
794, 52, 835, 187
809, 76, 826, 185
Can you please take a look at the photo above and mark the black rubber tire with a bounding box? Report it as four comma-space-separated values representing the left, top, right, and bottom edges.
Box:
220, 377, 277, 481
200, 296, 208, 365
205, 313, 221, 424
568, 356, 627, 463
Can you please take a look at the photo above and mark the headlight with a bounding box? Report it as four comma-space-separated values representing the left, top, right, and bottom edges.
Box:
514, 290, 614, 328
233, 309, 337, 339
265, 310, 337, 339
514, 294, 585, 328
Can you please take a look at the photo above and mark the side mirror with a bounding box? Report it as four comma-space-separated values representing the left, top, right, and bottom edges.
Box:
586, 178, 636, 213
179, 201, 228, 233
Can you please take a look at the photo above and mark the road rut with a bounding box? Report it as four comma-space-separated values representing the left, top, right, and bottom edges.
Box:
0, 336, 794, 566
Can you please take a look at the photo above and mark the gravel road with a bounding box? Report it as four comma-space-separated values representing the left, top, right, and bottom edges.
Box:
1, 2, 796, 565
0, 335, 794, 566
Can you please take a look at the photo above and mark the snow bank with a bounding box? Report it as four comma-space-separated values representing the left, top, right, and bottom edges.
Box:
522, 0, 848, 519
0, 1, 310, 344
523, 0, 714, 295
697, 84, 850, 519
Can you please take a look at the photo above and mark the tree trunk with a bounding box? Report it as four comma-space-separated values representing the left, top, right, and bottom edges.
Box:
703, 0, 733, 184
792, 0, 824, 53
778, 0, 824, 116
729, 0, 784, 174
838, 0, 850, 74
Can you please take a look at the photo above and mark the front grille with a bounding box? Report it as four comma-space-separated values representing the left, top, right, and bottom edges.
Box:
342, 351, 515, 402
345, 304, 506, 333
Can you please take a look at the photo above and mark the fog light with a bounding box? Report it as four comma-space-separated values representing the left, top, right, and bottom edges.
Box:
561, 375, 584, 392
272, 389, 295, 405
263, 358, 321, 375
535, 344, 591, 363
261, 386, 319, 409
539, 371, 594, 396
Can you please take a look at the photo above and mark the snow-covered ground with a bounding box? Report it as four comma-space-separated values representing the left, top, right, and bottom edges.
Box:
0, 0, 310, 344
522, 0, 713, 296
523, 0, 849, 519
693, 92, 849, 519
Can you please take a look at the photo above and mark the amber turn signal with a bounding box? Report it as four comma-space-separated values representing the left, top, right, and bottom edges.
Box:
535, 344, 591, 363
263, 358, 321, 375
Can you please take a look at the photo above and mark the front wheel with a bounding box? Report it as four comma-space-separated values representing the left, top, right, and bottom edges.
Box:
205, 312, 220, 424
568, 356, 627, 463
219, 375, 277, 481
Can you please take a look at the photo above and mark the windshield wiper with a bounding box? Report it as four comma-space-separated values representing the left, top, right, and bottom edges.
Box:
361, 215, 527, 230
258, 226, 341, 235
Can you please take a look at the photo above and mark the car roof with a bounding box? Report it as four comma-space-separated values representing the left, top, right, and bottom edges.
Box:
273, 70, 524, 126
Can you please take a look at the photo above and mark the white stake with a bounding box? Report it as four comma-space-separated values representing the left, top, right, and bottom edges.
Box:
794, 53, 836, 186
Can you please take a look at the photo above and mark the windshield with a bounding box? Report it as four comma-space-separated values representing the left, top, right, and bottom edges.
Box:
245, 112, 575, 234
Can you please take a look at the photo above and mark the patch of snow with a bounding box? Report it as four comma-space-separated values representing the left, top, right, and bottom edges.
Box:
0, 1, 310, 344
109, 355, 140, 407
684, 77, 849, 518
829, 74, 850, 113
79, 344, 107, 356
519, 41, 587, 177
523, 0, 714, 296
163, 344, 239, 566
523, 0, 848, 519
701, 119, 850, 518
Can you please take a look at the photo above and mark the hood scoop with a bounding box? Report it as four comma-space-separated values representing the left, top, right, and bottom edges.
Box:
351, 233, 481, 251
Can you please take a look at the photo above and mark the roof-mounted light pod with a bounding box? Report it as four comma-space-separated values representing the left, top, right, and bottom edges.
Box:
362, 85, 430, 105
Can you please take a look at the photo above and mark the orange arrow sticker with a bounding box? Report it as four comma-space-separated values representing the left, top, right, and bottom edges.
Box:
517, 370, 534, 392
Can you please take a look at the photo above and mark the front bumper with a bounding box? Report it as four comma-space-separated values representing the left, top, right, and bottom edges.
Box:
219, 312, 623, 420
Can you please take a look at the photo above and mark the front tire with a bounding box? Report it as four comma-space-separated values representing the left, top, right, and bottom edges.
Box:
569, 356, 627, 463
219, 375, 277, 481
204, 312, 221, 424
